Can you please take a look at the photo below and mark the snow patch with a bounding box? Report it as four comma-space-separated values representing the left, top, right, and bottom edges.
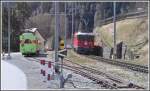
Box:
1, 60, 27, 90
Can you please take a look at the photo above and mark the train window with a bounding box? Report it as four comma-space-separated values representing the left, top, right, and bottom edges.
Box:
78, 35, 94, 41
32, 40, 37, 44
61, 44, 64, 46
24, 39, 32, 44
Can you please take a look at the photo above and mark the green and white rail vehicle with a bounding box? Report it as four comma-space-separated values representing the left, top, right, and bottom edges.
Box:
20, 32, 40, 56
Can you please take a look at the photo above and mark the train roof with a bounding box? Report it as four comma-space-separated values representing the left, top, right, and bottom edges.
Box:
24, 28, 37, 32
75, 32, 95, 36
22, 32, 34, 35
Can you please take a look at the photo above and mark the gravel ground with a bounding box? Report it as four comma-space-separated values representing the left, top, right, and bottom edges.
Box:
85, 61, 149, 89
2, 52, 102, 89
63, 69, 101, 89
68, 51, 149, 89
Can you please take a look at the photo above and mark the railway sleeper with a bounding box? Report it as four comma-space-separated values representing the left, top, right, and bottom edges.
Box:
64, 59, 146, 89
101, 82, 117, 89
117, 83, 145, 89
83, 73, 117, 89
103, 59, 147, 73
92, 56, 148, 73
99, 80, 117, 89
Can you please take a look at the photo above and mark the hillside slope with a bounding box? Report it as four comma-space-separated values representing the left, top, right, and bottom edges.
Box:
25, 13, 65, 40
94, 17, 148, 66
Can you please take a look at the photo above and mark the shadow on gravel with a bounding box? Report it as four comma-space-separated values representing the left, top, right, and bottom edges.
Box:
24, 54, 48, 57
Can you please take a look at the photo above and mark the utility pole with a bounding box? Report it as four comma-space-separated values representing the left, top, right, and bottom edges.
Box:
41, 2, 43, 14
55, 2, 64, 88
54, 2, 59, 77
7, 2, 11, 59
113, 2, 116, 59
64, 2, 67, 49
75, 3, 77, 15
74, 3, 77, 34
53, 2, 72, 88
71, 2, 74, 48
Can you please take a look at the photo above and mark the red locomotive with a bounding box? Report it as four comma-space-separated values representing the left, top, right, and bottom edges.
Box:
73, 32, 95, 54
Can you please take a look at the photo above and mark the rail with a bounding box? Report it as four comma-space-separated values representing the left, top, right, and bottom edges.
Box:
85, 55, 148, 73
63, 57, 145, 89
25, 54, 146, 89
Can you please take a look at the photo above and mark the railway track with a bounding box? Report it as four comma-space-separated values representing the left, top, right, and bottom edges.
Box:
85, 55, 148, 73
63, 66, 118, 89
25, 57, 145, 89
64, 58, 123, 83
63, 58, 145, 89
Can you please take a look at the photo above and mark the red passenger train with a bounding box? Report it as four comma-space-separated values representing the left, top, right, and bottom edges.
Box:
73, 32, 95, 54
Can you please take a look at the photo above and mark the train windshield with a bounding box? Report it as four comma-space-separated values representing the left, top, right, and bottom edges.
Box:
24, 39, 32, 44
77, 35, 94, 41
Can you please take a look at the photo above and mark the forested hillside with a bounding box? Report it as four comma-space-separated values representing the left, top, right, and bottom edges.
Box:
2, 2, 148, 51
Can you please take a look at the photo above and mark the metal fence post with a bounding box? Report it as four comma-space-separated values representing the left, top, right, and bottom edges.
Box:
113, 2, 116, 59
64, 2, 67, 49
7, 2, 11, 59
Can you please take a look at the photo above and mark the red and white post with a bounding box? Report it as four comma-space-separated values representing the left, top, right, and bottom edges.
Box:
40, 59, 46, 82
47, 61, 54, 87
40, 60, 43, 74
